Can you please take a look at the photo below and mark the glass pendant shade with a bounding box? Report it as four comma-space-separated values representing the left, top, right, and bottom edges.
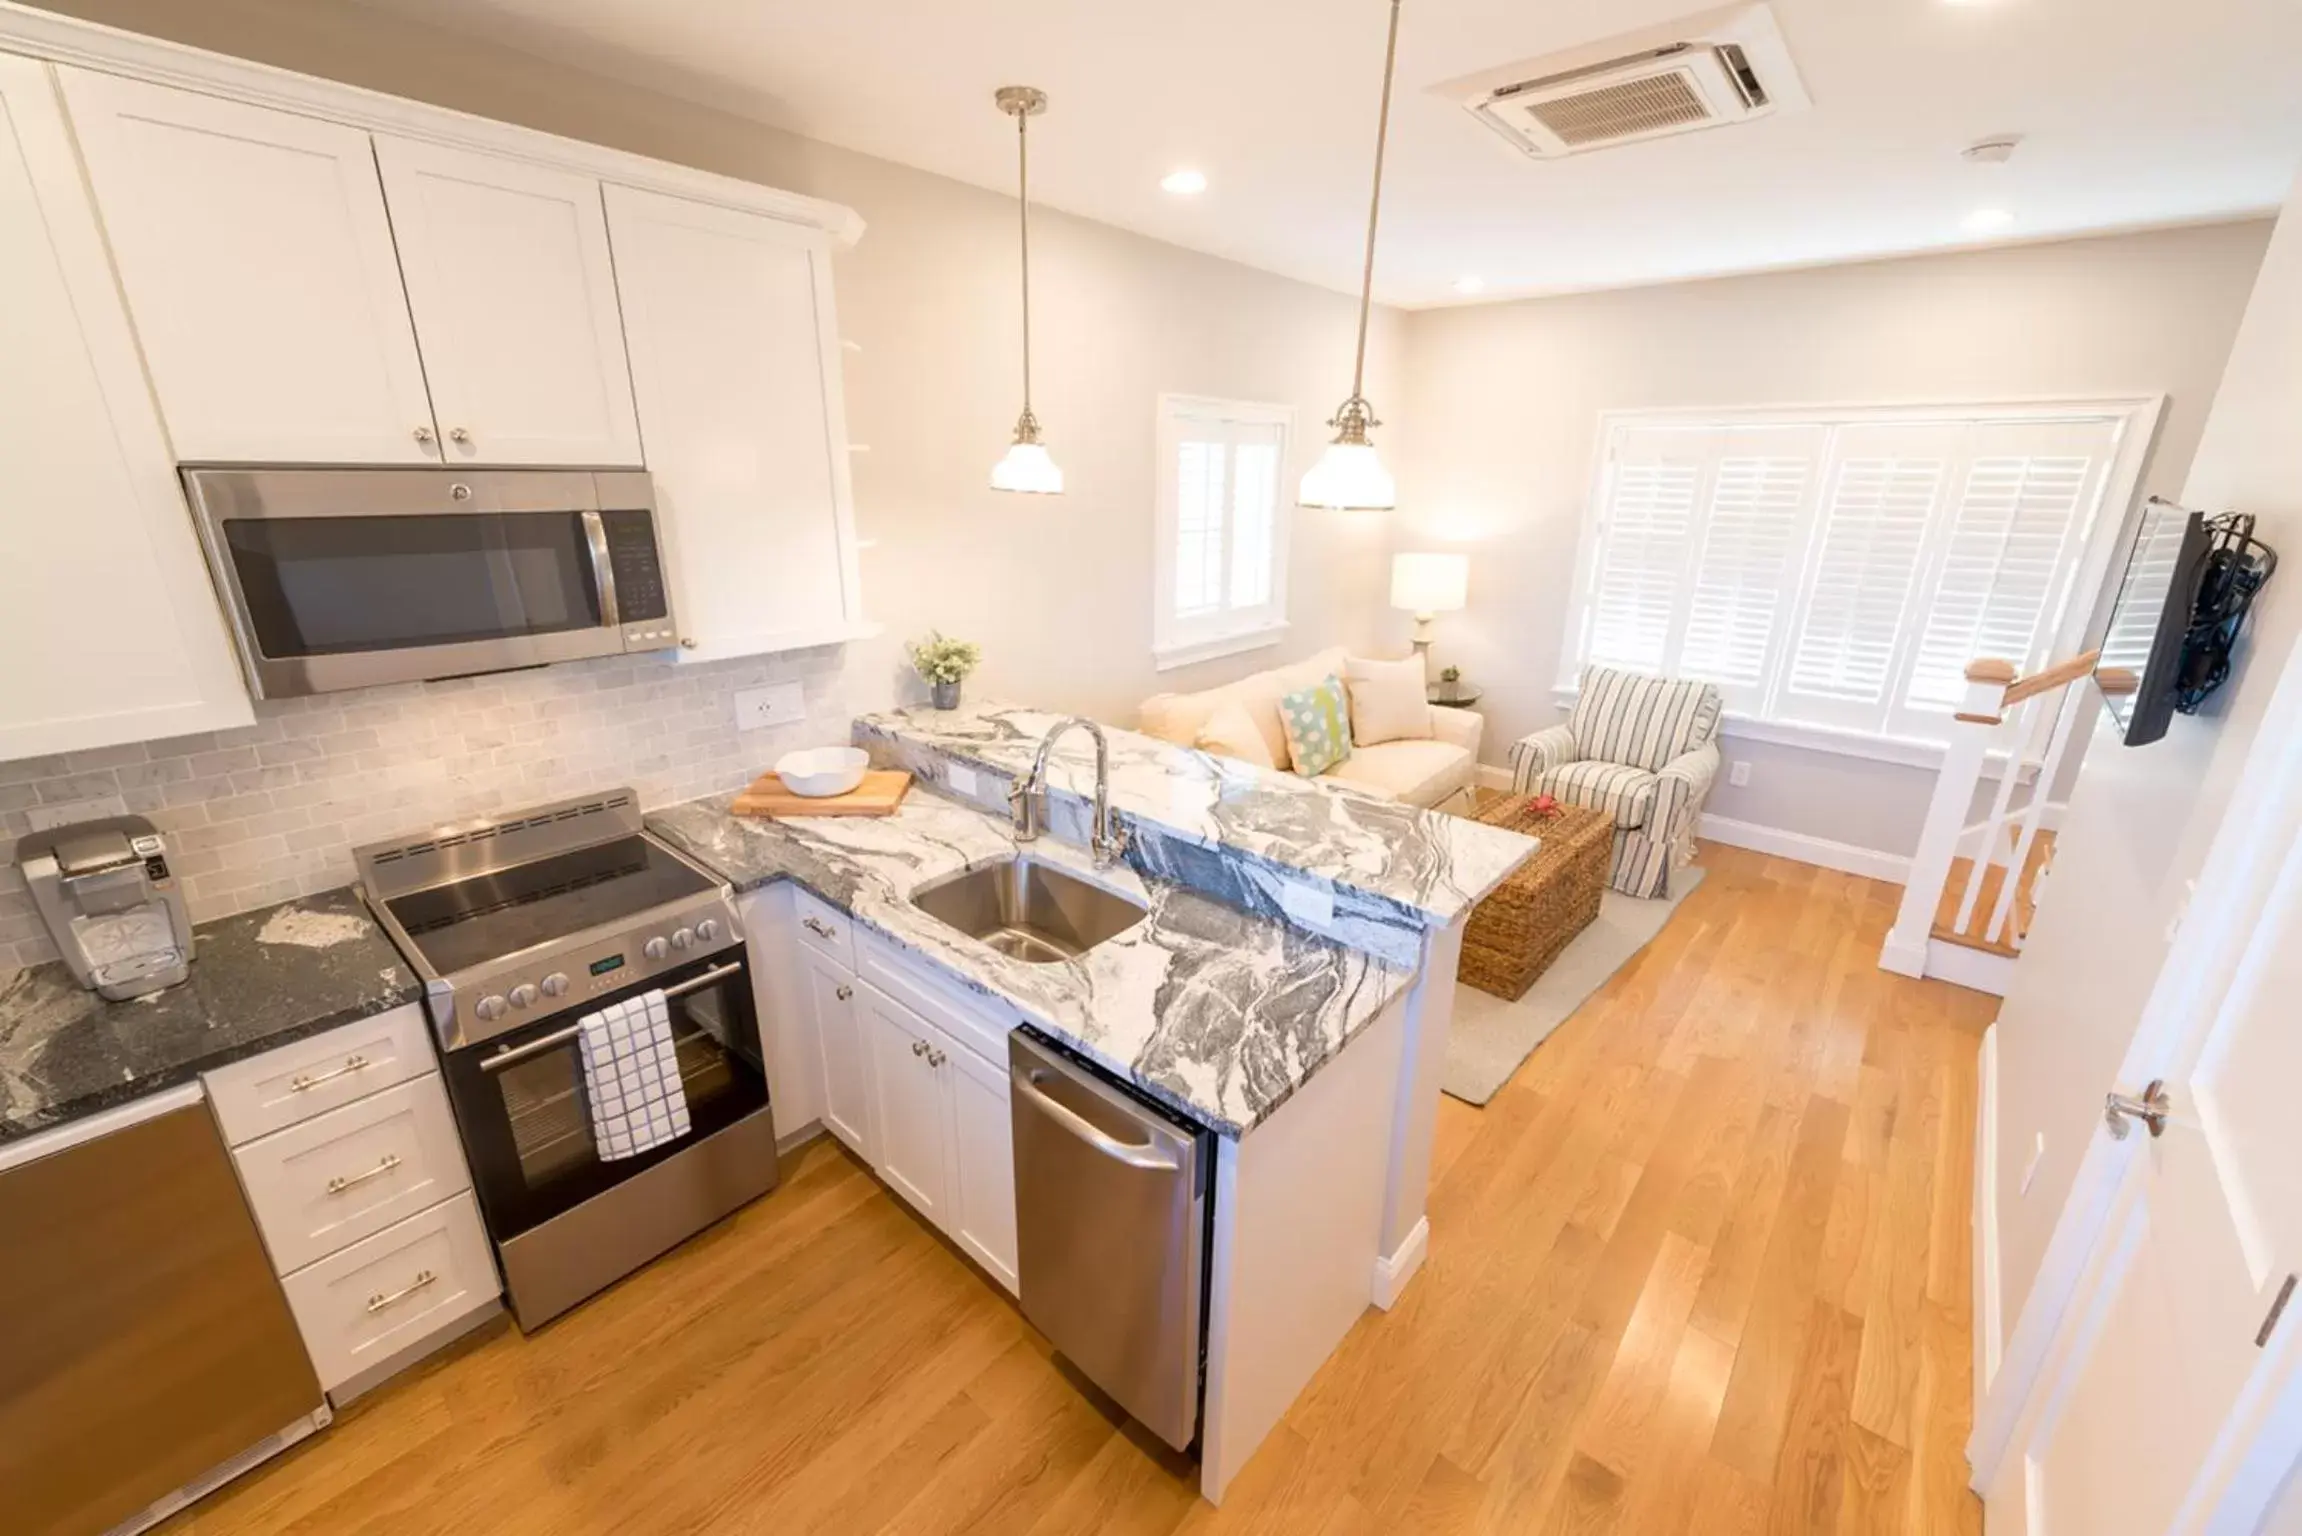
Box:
990, 438, 1064, 495
1299, 439, 1396, 511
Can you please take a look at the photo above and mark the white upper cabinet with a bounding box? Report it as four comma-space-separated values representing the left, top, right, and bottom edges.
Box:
374, 138, 642, 467
0, 56, 251, 759
56, 67, 439, 465
604, 185, 864, 661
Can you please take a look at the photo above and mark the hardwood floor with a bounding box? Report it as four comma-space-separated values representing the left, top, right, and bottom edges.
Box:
164, 845, 1993, 1535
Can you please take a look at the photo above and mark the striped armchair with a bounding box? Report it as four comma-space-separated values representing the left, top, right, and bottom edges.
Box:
1509, 666, 1723, 898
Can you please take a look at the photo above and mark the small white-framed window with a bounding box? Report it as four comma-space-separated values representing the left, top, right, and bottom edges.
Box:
1561, 397, 2163, 759
1153, 394, 1293, 669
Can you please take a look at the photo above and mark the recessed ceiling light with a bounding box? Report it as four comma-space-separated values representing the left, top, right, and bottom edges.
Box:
1160, 168, 1207, 195
1964, 206, 2015, 233
1452, 275, 1486, 294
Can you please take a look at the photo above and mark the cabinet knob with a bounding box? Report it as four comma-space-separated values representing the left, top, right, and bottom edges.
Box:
926, 1047, 946, 1068
449, 426, 472, 445
412, 425, 436, 447
911, 1039, 926, 1058
680, 637, 699, 651
835, 984, 853, 1001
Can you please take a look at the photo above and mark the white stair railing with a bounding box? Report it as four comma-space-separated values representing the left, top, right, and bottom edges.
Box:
1880, 652, 2108, 981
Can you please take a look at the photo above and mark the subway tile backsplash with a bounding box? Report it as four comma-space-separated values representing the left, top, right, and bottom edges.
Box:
0, 648, 872, 971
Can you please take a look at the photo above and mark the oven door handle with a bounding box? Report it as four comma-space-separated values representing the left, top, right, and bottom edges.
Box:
581, 508, 620, 630
477, 960, 746, 1074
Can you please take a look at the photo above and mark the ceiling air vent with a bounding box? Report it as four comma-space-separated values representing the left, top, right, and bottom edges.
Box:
1441, 3, 1810, 160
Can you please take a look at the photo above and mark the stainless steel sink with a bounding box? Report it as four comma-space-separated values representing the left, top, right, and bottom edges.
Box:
910, 856, 1148, 963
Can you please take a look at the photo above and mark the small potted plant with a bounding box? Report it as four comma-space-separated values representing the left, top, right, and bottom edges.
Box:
1440, 665, 1462, 685
909, 631, 981, 710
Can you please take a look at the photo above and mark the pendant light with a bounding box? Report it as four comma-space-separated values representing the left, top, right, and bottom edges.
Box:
990, 85, 1063, 495
1300, 0, 1403, 512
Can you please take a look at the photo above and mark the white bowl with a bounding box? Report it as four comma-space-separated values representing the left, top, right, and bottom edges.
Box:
775, 746, 869, 798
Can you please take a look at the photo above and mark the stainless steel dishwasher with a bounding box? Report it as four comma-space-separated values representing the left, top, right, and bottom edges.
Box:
1008, 1029, 1214, 1452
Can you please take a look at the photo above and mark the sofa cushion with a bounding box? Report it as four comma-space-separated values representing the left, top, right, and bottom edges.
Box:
1137, 644, 1348, 771
1322, 739, 1472, 807
1537, 759, 1658, 828
1195, 701, 1276, 768
1569, 666, 1723, 772
1344, 653, 1431, 746
1279, 674, 1353, 777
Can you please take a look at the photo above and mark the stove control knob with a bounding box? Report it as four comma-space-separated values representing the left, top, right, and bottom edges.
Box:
696, 919, 722, 945
475, 994, 508, 1023
540, 972, 569, 999
643, 936, 669, 962
671, 926, 696, 951
509, 983, 539, 1010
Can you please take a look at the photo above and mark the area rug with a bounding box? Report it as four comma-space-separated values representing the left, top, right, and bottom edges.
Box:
1442, 867, 1708, 1106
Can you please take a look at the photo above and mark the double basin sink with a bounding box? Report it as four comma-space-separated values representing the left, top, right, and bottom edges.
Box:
910, 855, 1147, 964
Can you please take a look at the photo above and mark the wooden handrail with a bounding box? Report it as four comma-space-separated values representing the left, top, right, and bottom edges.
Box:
2003, 650, 2103, 708
2096, 666, 2140, 697
1965, 658, 2018, 684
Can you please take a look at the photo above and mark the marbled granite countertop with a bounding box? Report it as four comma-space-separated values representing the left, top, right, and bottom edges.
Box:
648, 789, 1412, 1137
855, 702, 1536, 935
0, 887, 421, 1145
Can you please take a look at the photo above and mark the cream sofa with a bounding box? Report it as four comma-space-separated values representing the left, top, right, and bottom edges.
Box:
1137, 646, 1483, 809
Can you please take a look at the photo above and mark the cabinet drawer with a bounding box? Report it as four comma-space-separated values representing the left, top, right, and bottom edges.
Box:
235, 1073, 471, 1275
857, 928, 1018, 1069
206, 1004, 435, 1145
279, 1191, 498, 1392
793, 888, 855, 969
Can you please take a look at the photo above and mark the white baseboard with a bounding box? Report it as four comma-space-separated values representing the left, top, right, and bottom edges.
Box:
1475, 763, 1514, 793
1974, 1024, 2003, 1402
1372, 1216, 1429, 1310
1697, 813, 1913, 884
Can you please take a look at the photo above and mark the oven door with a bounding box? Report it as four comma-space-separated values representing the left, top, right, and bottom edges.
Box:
180, 468, 665, 698
439, 947, 768, 1243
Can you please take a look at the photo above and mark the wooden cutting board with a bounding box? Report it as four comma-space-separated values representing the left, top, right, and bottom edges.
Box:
731, 768, 913, 818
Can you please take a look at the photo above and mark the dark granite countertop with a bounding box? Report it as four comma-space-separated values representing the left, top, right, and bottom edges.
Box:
0, 887, 422, 1145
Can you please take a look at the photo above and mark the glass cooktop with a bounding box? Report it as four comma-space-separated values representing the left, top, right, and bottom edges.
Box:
387, 834, 716, 976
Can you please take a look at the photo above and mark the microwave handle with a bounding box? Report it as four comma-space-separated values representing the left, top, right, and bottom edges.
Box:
581, 509, 621, 629
478, 960, 745, 1074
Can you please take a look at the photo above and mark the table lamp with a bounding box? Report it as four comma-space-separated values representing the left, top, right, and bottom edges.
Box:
1390, 552, 1468, 661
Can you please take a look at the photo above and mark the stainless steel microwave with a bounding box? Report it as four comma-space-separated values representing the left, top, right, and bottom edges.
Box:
181, 468, 679, 699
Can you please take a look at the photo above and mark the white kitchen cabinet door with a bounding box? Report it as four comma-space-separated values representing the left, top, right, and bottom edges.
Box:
857, 983, 950, 1226
56, 68, 438, 465
942, 1038, 1018, 1294
375, 138, 641, 467
603, 185, 864, 660
804, 948, 873, 1159
0, 56, 253, 760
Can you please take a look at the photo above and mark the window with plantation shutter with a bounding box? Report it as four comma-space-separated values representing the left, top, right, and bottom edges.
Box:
1154, 395, 1294, 668
1564, 404, 2144, 753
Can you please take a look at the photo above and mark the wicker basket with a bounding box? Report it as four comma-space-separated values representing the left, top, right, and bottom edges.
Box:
1460, 798, 1613, 1001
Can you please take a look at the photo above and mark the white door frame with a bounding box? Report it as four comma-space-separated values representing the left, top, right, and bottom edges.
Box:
1970, 620, 2302, 1526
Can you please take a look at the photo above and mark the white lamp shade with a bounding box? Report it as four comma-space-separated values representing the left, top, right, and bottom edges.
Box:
990, 440, 1064, 495
1391, 551, 1469, 614
1298, 440, 1396, 511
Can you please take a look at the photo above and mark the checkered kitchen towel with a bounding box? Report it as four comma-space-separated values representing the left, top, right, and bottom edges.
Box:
577, 990, 691, 1160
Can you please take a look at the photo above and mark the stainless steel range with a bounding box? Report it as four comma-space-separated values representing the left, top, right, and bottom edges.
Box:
357, 789, 775, 1331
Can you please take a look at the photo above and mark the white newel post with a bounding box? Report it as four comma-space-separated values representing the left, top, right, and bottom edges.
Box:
1881, 660, 2014, 977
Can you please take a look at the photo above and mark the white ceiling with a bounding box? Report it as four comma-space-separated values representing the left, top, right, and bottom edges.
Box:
346, 0, 2302, 308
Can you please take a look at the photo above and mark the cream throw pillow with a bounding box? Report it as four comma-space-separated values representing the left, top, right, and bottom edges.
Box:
1346, 654, 1431, 746
1196, 701, 1277, 769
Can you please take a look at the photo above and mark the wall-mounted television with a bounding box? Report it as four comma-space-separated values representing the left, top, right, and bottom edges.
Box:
2093, 498, 2209, 747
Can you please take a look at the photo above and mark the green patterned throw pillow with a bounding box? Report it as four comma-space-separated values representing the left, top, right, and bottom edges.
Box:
1279, 674, 1353, 778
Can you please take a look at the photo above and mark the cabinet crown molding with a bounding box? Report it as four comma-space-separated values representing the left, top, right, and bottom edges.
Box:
0, 0, 865, 247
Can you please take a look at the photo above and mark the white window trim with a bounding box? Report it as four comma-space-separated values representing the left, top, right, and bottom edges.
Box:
1556, 393, 2166, 767
1152, 393, 1296, 670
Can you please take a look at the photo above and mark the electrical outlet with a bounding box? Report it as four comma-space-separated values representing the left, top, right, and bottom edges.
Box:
1728, 760, 1752, 788
733, 682, 805, 732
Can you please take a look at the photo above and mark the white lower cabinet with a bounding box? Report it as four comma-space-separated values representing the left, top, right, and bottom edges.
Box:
807, 947, 876, 1160
206, 1008, 501, 1400
858, 985, 952, 1225
943, 1039, 1019, 1294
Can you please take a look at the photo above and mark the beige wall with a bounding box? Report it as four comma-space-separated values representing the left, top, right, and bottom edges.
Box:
1990, 169, 2302, 1350
30, 0, 1400, 727
1392, 221, 2272, 858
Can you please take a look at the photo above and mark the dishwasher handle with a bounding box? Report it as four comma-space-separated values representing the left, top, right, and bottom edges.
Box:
1010, 1064, 1180, 1172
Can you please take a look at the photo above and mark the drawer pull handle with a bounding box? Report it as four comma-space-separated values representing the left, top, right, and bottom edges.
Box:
290, 1055, 370, 1093
803, 916, 837, 940
835, 984, 853, 1002
365, 1269, 438, 1314
326, 1153, 403, 1195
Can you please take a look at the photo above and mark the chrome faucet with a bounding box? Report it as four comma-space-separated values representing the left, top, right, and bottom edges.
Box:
1008, 716, 1131, 868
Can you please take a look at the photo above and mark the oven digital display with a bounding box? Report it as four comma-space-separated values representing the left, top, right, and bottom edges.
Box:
589, 954, 626, 977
